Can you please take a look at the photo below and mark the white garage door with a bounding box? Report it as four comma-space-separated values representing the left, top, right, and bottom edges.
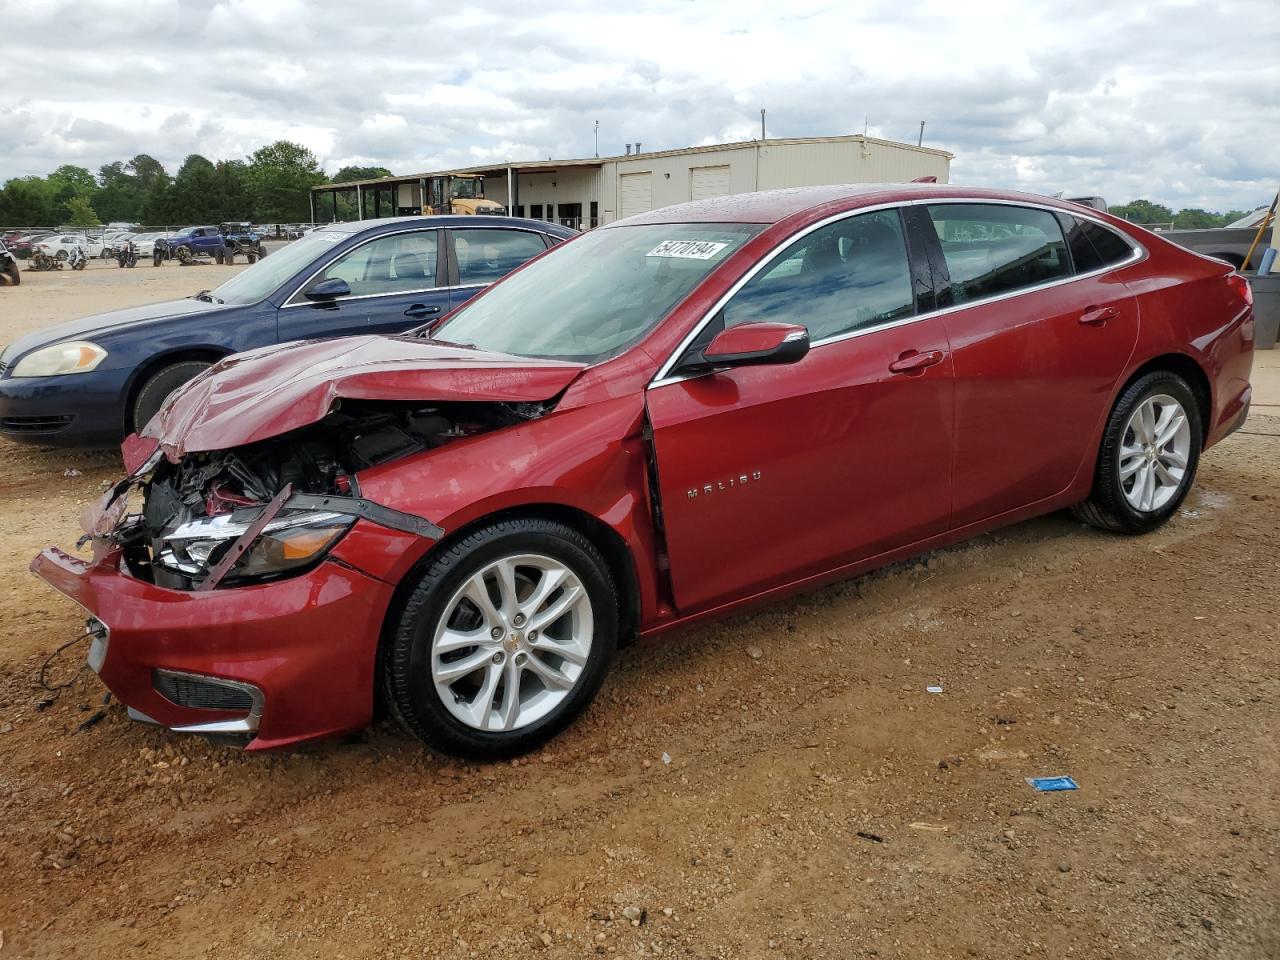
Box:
620, 172, 653, 218
690, 165, 731, 201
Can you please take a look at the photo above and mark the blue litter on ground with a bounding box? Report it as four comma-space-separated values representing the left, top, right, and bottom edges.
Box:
1027, 776, 1079, 792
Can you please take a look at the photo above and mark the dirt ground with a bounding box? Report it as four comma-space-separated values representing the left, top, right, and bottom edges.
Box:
0, 265, 1277, 959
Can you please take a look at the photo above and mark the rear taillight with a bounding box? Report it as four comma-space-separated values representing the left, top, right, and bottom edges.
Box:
1227, 273, 1254, 308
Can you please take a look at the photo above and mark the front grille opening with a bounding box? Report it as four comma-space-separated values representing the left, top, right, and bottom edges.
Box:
152, 670, 253, 713
1, 415, 74, 433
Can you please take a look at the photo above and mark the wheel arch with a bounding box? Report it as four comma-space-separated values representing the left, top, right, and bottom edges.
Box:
1121, 352, 1212, 441
371, 501, 643, 720
380, 502, 641, 647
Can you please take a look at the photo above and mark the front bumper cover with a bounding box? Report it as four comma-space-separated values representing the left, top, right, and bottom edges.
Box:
31, 537, 397, 749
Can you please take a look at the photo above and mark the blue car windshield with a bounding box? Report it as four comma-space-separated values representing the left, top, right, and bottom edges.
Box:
430, 222, 761, 363
209, 231, 346, 306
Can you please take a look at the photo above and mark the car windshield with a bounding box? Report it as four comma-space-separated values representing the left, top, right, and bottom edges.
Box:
430, 223, 761, 362
209, 230, 346, 305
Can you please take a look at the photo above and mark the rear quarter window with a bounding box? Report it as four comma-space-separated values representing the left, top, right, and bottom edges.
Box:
1057, 214, 1136, 273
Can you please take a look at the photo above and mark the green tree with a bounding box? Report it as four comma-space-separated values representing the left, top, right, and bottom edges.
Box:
331, 165, 392, 184
65, 194, 100, 227
1171, 208, 1220, 229
95, 161, 141, 222
0, 176, 55, 226
211, 159, 253, 221
1217, 210, 1247, 226
47, 165, 99, 222
247, 140, 327, 222
1110, 200, 1175, 225
170, 154, 218, 223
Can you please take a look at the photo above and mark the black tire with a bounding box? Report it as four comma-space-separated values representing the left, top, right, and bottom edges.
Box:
385, 517, 619, 760
246, 252, 257, 264
215, 246, 225, 264
131, 360, 214, 432
2, 263, 18, 286
1072, 371, 1203, 534
55, 249, 68, 261
153, 250, 163, 267
256, 245, 267, 259
224, 250, 235, 265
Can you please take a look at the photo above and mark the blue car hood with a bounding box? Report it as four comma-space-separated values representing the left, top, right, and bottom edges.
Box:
1, 297, 227, 365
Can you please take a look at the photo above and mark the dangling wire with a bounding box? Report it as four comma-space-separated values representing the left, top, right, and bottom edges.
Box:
38, 633, 91, 699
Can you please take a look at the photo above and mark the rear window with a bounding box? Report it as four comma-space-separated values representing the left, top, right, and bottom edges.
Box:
927, 204, 1070, 303
1058, 214, 1136, 273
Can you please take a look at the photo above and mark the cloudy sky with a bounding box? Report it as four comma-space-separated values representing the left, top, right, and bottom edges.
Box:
2, 0, 1277, 211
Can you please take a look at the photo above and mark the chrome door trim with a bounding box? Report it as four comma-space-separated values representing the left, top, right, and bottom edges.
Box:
649, 197, 1146, 389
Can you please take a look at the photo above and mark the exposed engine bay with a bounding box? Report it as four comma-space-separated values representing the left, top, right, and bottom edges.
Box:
97, 399, 550, 590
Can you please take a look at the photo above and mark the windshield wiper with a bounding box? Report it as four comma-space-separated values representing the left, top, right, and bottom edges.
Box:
192, 290, 224, 304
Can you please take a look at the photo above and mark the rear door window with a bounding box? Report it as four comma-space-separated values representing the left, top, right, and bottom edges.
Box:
453, 228, 549, 286
926, 204, 1070, 303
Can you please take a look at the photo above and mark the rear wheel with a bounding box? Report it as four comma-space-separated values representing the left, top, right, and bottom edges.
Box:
385, 518, 618, 759
55, 249, 68, 261
131, 360, 214, 432
1072, 371, 1202, 534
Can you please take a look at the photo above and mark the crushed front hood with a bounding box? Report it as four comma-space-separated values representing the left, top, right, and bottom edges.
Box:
141, 335, 586, 459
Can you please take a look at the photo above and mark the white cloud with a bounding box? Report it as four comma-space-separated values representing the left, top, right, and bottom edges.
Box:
0, 0, 1276, 210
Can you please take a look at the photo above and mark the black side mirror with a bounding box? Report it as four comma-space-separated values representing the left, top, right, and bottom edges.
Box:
306, 277, 351, 301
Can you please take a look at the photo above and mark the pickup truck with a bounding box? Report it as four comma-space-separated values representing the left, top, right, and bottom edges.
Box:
154, 226, 224, 265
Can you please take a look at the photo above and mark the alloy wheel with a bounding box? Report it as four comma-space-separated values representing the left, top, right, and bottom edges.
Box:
1120, 393, 1191, 512
431, 553, 593, 732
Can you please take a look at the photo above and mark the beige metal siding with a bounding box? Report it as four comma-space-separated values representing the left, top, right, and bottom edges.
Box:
620, 172, 653, 218
689, 164, 732, 200
756, 140, 949, 189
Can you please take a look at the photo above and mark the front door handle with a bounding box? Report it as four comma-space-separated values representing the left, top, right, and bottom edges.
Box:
1079, 305, 1119, 326
888, 349, 946, 375
404, 304, 442, 319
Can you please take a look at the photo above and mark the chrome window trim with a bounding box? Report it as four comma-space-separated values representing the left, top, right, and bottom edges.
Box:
279, 225, 549, 309
649, 197, 1146, 388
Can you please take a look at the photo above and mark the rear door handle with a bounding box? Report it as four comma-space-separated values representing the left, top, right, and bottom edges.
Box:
888, 349, 946, 375
1079, 305, 1119, 326
404, 304, 442, 319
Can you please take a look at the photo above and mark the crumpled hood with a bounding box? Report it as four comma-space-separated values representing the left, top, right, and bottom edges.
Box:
141, 334, 586, 459
1, 298, 225, 366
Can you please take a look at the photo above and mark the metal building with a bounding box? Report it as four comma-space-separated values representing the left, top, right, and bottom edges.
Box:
310, 134, 953, 230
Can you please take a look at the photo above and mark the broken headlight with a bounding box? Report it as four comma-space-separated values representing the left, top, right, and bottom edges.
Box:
155, 509, 354, 583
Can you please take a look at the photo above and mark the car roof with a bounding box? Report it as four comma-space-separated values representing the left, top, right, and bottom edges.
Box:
317, 215, 578, 238
614, 183, 1093, 226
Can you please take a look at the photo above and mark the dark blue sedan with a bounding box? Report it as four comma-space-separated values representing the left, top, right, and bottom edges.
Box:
0, 216, 576, 446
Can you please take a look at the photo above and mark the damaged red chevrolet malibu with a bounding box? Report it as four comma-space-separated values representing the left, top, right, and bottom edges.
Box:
32, 184, 1254, 759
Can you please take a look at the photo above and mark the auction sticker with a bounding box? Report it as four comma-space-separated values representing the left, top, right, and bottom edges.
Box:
647, 239, 728, 260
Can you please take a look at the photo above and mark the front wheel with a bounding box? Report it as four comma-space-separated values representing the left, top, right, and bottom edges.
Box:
1, 262, 18, 286
385, 518, 618, 759
1072, 371, 1202, 534
131, 360, 214, 432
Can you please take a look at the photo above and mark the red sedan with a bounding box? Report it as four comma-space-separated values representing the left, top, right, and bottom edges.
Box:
33, 184, 1254, 758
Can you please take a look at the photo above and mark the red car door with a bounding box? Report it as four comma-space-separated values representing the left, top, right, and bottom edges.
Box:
647, 208, 954, 614
924, 203, 1140, 528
